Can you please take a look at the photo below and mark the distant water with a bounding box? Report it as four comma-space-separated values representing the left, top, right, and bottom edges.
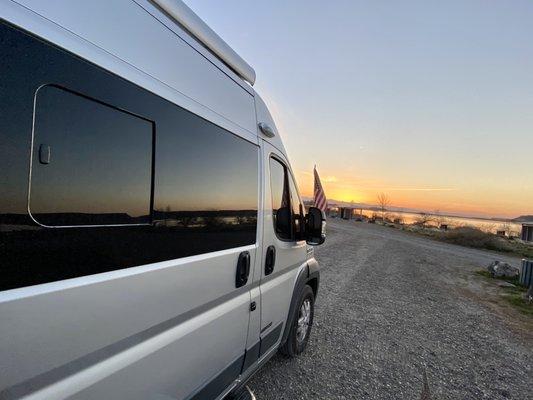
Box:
356, 209, 522, 236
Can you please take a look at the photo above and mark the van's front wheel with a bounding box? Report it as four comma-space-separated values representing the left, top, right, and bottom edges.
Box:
279, 285, 315, 357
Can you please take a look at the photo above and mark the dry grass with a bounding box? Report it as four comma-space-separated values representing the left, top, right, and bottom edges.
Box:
406, 225, 533, 259
437, 227, 514, 253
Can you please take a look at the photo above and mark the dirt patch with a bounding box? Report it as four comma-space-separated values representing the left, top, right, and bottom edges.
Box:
456, 271, 533, 342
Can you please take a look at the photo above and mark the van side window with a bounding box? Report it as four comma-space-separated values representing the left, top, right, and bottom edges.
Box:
30, 85, 153, 226
154, 106, 259, 239
0, 19, 260, 290
270, 158, 292, 240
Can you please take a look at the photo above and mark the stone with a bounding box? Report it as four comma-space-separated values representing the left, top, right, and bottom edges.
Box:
486, 261, 519, 278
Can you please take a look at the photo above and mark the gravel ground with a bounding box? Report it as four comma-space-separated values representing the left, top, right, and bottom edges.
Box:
248, 219, 532, 399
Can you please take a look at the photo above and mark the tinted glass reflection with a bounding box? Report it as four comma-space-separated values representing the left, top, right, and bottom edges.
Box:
154, 102, 258, 232
31, 85, 153, 226
0, 20, 258, 291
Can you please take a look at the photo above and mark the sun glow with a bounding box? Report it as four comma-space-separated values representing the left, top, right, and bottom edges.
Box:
294, 167, 530, 219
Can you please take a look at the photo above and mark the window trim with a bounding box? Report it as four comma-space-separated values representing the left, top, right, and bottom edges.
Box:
287, 169, 305, 240
27, 84, 156, 229
269, 155, 304, 242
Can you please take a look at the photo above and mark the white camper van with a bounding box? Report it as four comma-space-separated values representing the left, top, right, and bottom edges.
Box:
0, 1, 326, 399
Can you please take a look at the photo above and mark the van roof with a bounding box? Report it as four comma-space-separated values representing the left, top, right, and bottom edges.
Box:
152, 0, 256, 86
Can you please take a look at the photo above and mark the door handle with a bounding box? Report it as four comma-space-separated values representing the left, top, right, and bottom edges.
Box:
235, 251, 250, 288
265, 245, 276, 276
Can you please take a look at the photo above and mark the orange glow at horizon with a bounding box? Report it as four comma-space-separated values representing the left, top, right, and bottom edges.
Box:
183, 0, 533, 222
294, 169, 531, 219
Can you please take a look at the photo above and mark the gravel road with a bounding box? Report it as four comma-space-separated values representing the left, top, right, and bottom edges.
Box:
248, 219, 532, 399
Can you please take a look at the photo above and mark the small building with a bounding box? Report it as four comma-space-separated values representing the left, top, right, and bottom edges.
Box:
522, 223, 533, 242
327, 204, 339, 218
339, 207, 354, 220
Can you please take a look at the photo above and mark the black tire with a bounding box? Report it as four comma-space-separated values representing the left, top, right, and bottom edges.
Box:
279, 284, 315, 358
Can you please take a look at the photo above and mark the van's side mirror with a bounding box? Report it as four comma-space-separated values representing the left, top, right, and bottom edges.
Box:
305, 207, 326, 245
275, 206, 291, 237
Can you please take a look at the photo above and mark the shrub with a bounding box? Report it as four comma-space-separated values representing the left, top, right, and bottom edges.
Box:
437, 227, 513, 253
414, 212, 435, 227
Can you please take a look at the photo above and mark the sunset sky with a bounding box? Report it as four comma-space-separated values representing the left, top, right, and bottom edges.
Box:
185, 0, 533, 219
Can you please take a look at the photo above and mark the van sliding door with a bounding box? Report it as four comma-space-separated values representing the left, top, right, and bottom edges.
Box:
0, 19, 257, 400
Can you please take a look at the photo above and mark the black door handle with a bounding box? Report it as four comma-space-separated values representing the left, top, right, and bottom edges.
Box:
265, 245, 276, 276
235, 251, 250, 288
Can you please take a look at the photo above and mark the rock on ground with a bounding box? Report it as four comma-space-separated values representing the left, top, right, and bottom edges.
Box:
487, 261, 519, 278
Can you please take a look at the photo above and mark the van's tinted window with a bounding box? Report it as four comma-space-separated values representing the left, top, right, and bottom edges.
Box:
30, 85, 153, 226
0, 20, 258, 291
270, 158, 292, 240
154, 106, 258, 234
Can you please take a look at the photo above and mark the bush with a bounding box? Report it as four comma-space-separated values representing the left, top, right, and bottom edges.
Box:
437, 227, 513, 253
404, 224, 533, 258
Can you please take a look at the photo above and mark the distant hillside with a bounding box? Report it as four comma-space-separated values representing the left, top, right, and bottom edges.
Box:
302, 196, 529, 222
303, 197, 425, 214
513, 215, 533, 222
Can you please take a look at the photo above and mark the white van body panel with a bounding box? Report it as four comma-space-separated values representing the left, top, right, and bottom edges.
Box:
0, 246, 256, 399
0, 1, 317, 399
254, 93, 288, 154
150, 0, 256, 85
7, 0, 257, 141
133, 0, 254, 96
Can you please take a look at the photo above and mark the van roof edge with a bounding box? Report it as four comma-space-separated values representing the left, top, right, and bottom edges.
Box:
151, 0, 256, 86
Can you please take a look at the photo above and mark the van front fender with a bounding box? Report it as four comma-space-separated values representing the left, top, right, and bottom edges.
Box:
280, 258, 320, 346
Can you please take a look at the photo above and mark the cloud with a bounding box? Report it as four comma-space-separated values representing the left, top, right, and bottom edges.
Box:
387, 187, 457, 192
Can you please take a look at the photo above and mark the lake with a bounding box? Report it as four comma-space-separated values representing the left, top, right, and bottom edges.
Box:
353, 209, 523, 236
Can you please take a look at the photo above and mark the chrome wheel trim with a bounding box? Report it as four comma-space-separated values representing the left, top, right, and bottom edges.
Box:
296, 298, 311, 343
245, 386, 256, 400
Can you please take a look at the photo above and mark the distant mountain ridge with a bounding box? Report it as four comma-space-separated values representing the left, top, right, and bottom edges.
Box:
303, 197, 527, 221
513, 215, 533, 222
302, 197, 431, 215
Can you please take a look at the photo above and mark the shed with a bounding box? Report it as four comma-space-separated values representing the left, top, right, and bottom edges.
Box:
522, 223, 533, 242
339, 207, 354, 220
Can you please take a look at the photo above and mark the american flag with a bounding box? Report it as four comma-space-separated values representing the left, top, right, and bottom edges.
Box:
313, 166, 327, 212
